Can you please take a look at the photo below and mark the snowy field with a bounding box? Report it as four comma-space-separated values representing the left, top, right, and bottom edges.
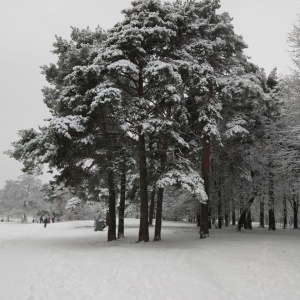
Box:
1, 219, 300, 300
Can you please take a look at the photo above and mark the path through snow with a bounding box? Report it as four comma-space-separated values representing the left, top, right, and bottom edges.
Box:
0, 219, 300, 300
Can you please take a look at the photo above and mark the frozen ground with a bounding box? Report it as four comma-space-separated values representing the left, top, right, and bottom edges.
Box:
0, 219, 300, 300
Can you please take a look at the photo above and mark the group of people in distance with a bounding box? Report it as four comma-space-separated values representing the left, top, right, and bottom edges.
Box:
39, 216, 54, 228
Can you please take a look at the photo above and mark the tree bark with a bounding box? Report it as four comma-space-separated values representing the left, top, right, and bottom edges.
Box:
243, 208, 248, 229
293, 194, 298, 229
118, 163, 126, 238
154, 127, 169, 241
239, 191, 244, 230
224, 191, 229, 227
283, 195, 287, 229
268, 162, 276, 231
136, 60, 149, 242
238, 210, 245, 231
107, 167, 117, 241
231, 198, 236, 226
208, 201, 212, 229
225, 212, 229, 227
218, 190, 222, 229
200, 138, 210, 238
259, 196, 265, 228
246, 210, 252, 230
138, 131, 149, 242
154, 187, 163, 241
149, 188, 155, 226
239, 170, 258, 231
237, 197, 256, 231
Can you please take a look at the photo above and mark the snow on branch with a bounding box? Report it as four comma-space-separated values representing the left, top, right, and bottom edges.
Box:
144, 61, 182, 84
50, 116, 87, 139
107, 59, 139, 79
157, 159, 207, 202
90, 83, 122, 111
224, 118, 249, 139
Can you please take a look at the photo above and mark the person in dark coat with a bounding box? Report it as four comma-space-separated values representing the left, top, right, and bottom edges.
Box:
39, 216, 43, 223
43, 217, 48, 228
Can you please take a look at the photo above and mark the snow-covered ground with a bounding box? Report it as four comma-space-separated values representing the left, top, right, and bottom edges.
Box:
0, 219, 300, 300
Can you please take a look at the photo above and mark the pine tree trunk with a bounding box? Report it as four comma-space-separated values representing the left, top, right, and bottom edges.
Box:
237, 197, 256, 231
283, 195, 287, 229
238, 198, 244, 230
118, 164, 126, 239
246, 211, 252, 230
154, 128, 169, 241
224, 193, 229, 227
225, 212, 229, 227
232, 210, 236, 226
154, 187, 163, 241
231, 198, 236, 226
243, 208, 248, 229
293, 207, 298, 229
293, 194, 298, 229
200, 138, 210, 238
137, 64, 149, 242
102, 120, 117, 241
218, 190, 222, 229
239, 193, 244, 230
107, 168, 117, 242
238, 210, 245, 231
149, 188, 155, 226
208, 202, 212, 229
268, 162, 276, 231
138, 131, 149, 242
259, 196, 265, 228
268, 208, 276, 230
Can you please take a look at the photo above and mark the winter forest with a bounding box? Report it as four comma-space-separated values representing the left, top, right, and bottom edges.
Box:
1, 1, 300, 298
2, 0, 300, 241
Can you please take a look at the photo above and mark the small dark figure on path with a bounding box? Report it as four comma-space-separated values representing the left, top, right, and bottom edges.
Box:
47, 216, 51, 224
43, 217, 48, 228
52, 217, 54, 223
39, 216, 43, 223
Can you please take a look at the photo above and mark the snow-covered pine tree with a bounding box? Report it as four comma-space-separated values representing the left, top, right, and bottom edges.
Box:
97, 0, 180, 241
171, 0, 264, 237
6, 27, 127, 241
7, 0, 287, 243
99, 0, 207, 241
269, 18, 300, 227
220, 66, 282, 231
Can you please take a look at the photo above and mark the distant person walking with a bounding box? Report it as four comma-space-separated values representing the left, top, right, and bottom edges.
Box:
39, 216, 43, 223
47, 216, 51, 224
43, 217, 48, 228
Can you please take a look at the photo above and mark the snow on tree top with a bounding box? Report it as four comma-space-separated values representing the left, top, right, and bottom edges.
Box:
50, 116, 86, 139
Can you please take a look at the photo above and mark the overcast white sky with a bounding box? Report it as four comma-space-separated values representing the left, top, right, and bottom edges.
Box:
0, 0, 299, 188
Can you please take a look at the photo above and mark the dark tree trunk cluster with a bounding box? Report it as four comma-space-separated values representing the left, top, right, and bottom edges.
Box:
200, 138, 210, 238
268, 163, 276, 231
